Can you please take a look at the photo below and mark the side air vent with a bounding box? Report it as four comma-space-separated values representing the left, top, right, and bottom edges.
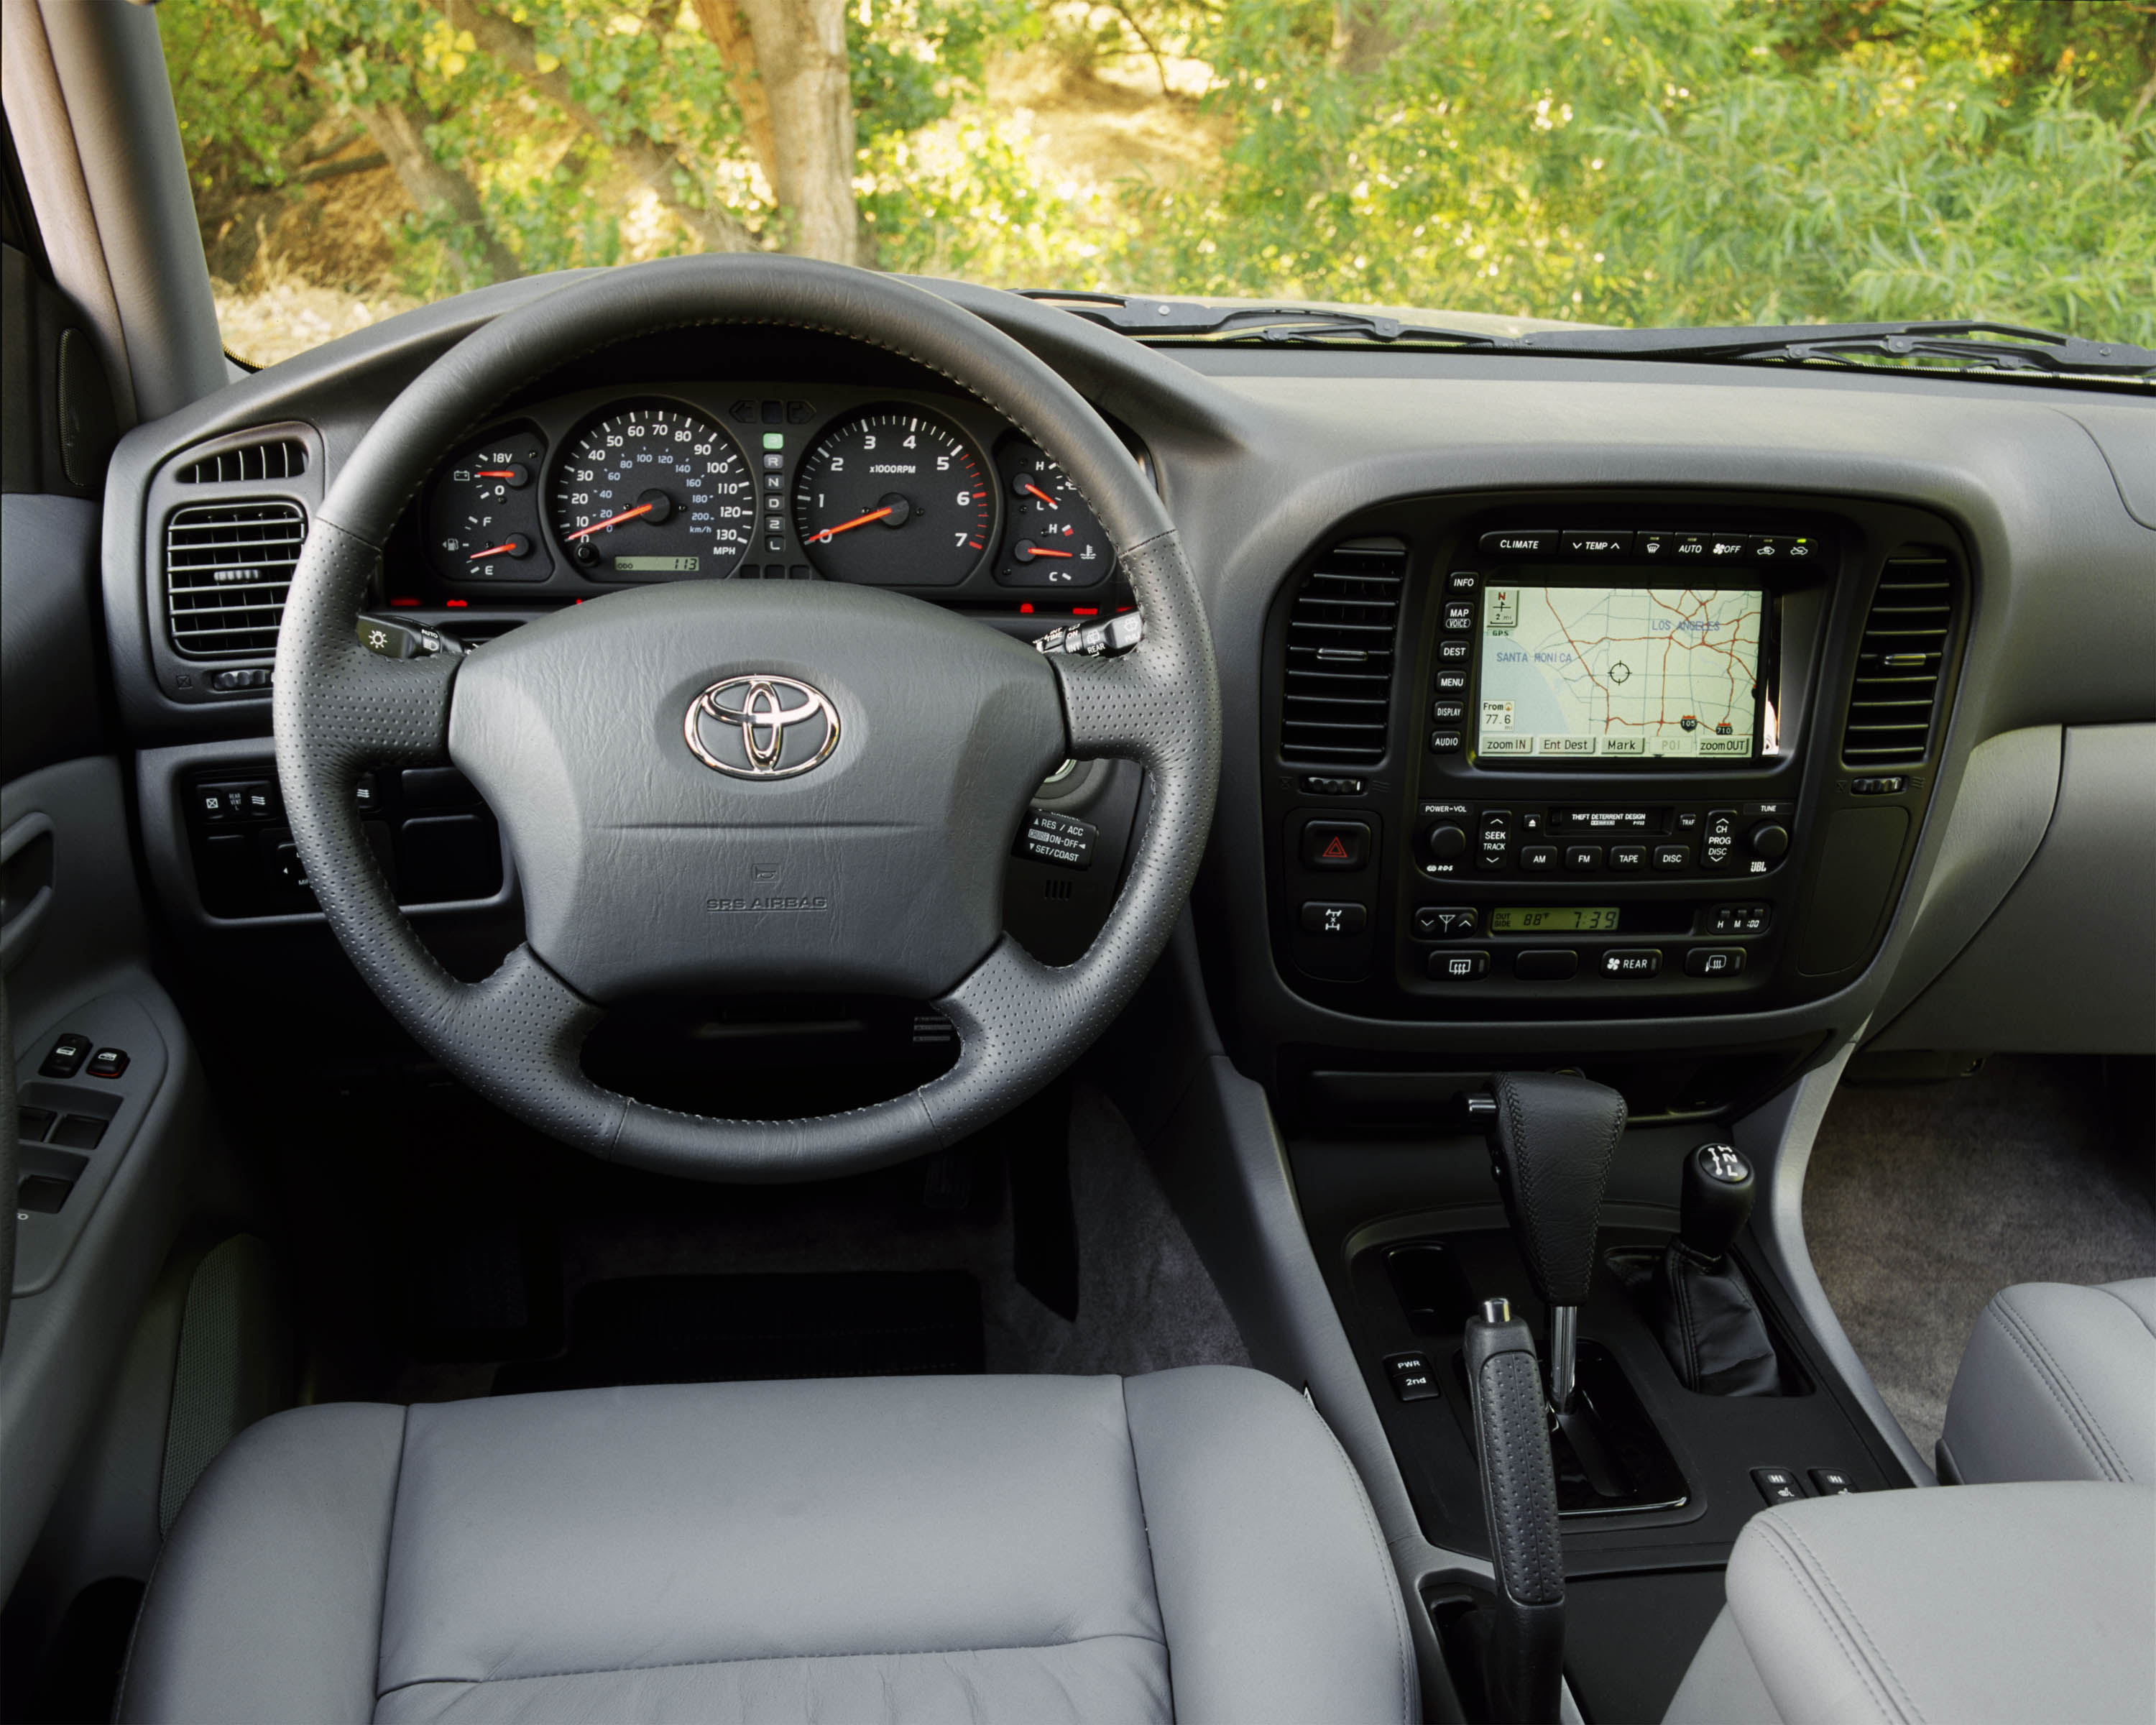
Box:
165, 502, 306, 658
175, 438, 308, 485
1841, 549, 1958, 766
1280, 543, 1406, 765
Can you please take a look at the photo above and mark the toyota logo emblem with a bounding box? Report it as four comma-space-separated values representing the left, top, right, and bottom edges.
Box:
684, 675, 841, 779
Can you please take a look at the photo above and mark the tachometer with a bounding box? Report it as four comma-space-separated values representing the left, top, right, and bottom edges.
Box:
550, 405, 752, 580
792, 408, 992, 586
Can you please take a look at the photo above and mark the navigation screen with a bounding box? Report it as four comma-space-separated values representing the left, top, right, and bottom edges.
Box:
1476, 586, 1765, 760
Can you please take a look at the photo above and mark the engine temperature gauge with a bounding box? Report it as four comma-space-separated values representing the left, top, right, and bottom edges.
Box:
428, 430, 548, 582
993, 440, 1110, 587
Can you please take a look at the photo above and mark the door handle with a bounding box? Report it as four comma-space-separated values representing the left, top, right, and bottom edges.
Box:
0, 812, 55, 972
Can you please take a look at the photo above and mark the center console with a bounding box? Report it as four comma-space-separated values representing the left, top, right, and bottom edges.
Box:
1263, 491, 1967, 1018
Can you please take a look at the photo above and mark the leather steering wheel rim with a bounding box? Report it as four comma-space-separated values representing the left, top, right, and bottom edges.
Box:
272, 256, 1219, 1182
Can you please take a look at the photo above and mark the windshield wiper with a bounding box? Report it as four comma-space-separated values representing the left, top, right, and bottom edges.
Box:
1024, 294, 2156, 380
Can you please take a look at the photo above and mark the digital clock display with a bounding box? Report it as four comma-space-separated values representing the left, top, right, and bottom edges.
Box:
1490, 906, 1621, 933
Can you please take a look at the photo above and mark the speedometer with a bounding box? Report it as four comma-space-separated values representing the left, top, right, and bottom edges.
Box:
792, 408, 992, 586
550, 405, 752, 580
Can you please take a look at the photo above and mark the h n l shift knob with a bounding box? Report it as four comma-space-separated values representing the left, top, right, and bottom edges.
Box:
1489, 1072, 1628, 1309
1678, 1141, 1756, 1262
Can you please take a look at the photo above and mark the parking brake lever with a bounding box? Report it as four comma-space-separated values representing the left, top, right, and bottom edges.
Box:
1465, 1297, 1565, 1725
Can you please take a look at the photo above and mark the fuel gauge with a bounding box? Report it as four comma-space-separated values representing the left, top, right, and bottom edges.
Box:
428, 430, 549, 582
994, 440, 1110, 588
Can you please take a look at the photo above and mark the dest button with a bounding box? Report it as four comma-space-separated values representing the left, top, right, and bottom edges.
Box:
1302, 821, 1371, 870
1299, 901, 1368, 937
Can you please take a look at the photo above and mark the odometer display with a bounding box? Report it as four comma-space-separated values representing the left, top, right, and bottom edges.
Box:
550, 405, 752, 580
793, 408, 992, 586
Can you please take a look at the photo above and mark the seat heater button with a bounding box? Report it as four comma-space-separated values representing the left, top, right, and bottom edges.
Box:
1809, 1468, 1859, 1496
1299, 901, 1368, 937
1752, 1466, 1807, 1504
1386, 1353, 1441, 1402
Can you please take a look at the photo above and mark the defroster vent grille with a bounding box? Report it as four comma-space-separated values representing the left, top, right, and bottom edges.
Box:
1841, 549, 1958, 765
1281, 543, 1405, 765
175, 438, 308, 484
166, 501, 305, 658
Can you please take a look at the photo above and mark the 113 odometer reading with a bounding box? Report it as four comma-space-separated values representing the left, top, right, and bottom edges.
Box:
550, 405, 752, 579
793, 409, 992, 586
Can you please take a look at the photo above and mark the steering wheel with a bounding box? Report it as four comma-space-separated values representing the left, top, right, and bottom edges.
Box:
272, 257, 1219, 1182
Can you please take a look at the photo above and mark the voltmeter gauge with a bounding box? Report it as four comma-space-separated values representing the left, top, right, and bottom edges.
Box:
993, 440, 1111, 588
428, 430, 548, 582
550, 405, 753, 580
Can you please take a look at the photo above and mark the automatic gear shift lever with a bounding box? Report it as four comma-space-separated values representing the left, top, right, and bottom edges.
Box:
1487, 1072, 1626, 1409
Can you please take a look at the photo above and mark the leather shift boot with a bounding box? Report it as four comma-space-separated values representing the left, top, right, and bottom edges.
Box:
1651, 1243, 1781, 1397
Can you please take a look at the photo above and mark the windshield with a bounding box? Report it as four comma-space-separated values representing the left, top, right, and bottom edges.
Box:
165, 1, 2154, 369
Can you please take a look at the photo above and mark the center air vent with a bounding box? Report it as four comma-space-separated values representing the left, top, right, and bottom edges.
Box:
1280, 543, 1406, 765
165, 501, 306, 659
175, 438, 308, 484
1841, 549, 1959, 766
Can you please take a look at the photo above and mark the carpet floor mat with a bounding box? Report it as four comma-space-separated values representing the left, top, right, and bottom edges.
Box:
494, 1271, 985, 1394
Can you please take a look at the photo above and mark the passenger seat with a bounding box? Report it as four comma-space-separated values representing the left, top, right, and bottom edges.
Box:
1938, 1278, 2155, 1485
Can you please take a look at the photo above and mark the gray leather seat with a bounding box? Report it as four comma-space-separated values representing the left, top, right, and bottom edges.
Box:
118, 1366, 1417, 1725
1665, 1480, 2155, 1724
1938, 1277, 2155, 1485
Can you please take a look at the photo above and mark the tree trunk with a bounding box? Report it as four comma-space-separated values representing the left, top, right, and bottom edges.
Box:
1331, 1, 1404, 78
688, 0, 780, 204
733, 0, 867, 264
361, 101, 525, 282
437, 0, 754, 254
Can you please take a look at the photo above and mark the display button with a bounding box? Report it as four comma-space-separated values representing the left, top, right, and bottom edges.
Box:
87, 1047, 130, 1079
1432, 699, 1465, 723
1386, 1352, 1442, 1402
1600, 949, 1662, 978
1515, 949, 1579, 980
1685, 947, 1749, 977
1563, 845, 1603, 872
1429, 730, 1464, 755
1302, 821, 1371, 870
1519, 844, 1558, 872
1480, 530, 1556, 557
1447, 571, 1480, 593
39, 1033, 93, 1078
1609, 844, 1647, 872
1300, 901, 1368, 937
1560, 530, 1634, 558
1428, 949, 1491, 981
1809, 1468, 1859, 1496
1651, 844, 1692, 870
1414, 906, 1479, 939
1442, 601, 1477, 632
1752, 1467, 1807, 1505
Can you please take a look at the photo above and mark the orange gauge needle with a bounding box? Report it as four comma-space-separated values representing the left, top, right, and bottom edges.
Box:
814, 505, 895, 543
467, 540, 520, 561
1028, 547, 1074, 558
564, 502, 653, 540
474, 469, 517, 479
1023, 482, 1059, 507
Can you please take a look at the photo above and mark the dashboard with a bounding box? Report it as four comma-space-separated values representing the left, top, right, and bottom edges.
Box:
96, 280, 2156, 1119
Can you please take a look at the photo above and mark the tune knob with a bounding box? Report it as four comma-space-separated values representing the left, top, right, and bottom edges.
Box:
1748, 822, 1791, 860
1424, 822, 1468, 861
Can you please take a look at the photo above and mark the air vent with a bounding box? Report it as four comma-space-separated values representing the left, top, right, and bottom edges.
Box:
175, 438, 308, 485
1281, 543, 1406, 765
165, 502, 306, 658
1841, 550, 1958, 765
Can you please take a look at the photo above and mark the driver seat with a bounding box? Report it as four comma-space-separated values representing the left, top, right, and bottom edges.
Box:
116, 1367, 1417, 1724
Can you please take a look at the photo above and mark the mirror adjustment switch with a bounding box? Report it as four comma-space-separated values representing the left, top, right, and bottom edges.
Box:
39, 1033, 92, 1078
1385, 1353, 1441, 1402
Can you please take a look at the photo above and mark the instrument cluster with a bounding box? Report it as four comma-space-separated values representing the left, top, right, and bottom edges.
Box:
415, 383, 1125, 600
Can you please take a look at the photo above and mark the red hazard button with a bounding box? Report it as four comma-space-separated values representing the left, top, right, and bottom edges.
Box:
1302, 820, 1371, 870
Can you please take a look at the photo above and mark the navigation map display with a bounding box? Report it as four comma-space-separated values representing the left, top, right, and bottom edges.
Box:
1475, 586, 1766, 760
